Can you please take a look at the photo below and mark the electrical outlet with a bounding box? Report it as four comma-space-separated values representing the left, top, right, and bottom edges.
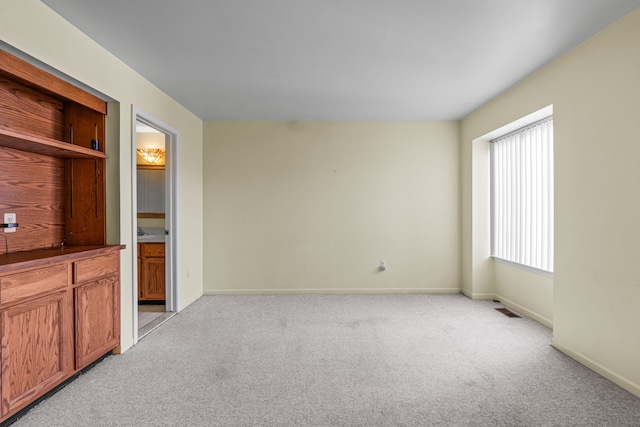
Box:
380, 260, 387, 271
4, 213, 16, 233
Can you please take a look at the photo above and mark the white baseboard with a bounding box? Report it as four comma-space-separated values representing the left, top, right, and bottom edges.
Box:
461, 289, 495, 300
551, 339, 640, 399
495, 295, 553, 329
204, 287, 462, 296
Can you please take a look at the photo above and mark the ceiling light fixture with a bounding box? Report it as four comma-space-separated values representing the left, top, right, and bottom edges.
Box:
137, 148, 165, 164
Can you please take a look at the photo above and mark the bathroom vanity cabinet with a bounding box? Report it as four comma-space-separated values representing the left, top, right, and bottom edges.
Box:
138, 242, 166, 301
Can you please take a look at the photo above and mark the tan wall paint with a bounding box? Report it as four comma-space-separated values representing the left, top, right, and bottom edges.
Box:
137, 218, 165, 229
462, 7, 640, 396
204, 122, 460, 294
106, 102, 121, 247
494, 262, 553, 328
466, 138, 494, 299
0, 0, 204, 352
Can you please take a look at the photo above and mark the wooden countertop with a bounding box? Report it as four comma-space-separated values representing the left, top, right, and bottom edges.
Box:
0, 245, 125, 274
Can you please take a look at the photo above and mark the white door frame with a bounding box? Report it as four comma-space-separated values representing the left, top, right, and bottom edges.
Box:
131, 107, 180, 345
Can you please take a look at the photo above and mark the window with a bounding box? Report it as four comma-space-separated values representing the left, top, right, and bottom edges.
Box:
491, 117, 553, 273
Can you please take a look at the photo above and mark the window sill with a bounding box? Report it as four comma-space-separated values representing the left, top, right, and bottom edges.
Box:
492, 257, 554, 278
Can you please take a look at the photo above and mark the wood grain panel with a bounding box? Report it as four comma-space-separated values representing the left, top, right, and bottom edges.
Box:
144, 258, 166, 300
73, 253, 119, 284
0, 78, 64, 140
63, 102, 106, 246
0, 245, 124, 273
141, 242, 165, 258
137, 213, 165, 219
64, 103, 105, 152
64, 158, 106, 246
0, 291, 72, 416
0, 264, 68, 305
0, 147, 65, 254
0, 50, 106, 114
74, 275, 120, 369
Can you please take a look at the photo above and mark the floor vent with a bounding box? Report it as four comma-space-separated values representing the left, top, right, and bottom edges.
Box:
495, 307, 521, 318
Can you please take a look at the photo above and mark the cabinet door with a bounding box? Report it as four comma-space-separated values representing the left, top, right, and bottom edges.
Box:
139, 257, 166, 301
75, 275, 120, 370
1, 291, 72, 416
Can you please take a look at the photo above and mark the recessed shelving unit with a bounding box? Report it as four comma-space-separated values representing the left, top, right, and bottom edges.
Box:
0, 49, 123, 424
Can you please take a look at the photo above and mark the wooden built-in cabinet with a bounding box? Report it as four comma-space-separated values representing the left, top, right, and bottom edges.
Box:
138, 243, 166, 301
0, 50, 123, 423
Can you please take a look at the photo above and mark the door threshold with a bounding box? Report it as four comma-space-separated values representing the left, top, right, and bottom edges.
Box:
138, 312, 176, 340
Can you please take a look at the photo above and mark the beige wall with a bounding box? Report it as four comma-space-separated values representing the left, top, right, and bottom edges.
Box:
0, 0, 204, 352
462, 7, 640, 396
495, 262, 553, 328
204, 122, 460, 294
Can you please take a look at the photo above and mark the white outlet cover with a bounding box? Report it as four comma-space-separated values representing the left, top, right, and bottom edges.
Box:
4, 213, 16, 233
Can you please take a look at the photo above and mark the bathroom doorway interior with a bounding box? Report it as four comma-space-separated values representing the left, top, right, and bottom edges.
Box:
133, 110, 178, 342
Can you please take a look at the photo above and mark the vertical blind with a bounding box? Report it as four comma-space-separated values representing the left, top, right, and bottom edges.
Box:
491, 117, 554, 272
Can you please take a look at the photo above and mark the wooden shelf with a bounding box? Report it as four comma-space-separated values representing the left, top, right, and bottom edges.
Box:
0, 127, 106, 159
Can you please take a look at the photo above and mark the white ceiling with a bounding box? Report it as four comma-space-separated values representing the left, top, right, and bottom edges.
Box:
42, 0, 640, 121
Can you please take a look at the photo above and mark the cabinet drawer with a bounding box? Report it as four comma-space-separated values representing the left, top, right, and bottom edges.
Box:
0, 264, 68, 305
73, 253, 119, 284
140, 243, 165, 257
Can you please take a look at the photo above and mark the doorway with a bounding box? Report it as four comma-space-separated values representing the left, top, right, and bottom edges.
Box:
132, 108, 179, 343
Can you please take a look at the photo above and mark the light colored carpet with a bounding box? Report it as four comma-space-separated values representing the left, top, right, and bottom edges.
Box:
12, 294, 640, 426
